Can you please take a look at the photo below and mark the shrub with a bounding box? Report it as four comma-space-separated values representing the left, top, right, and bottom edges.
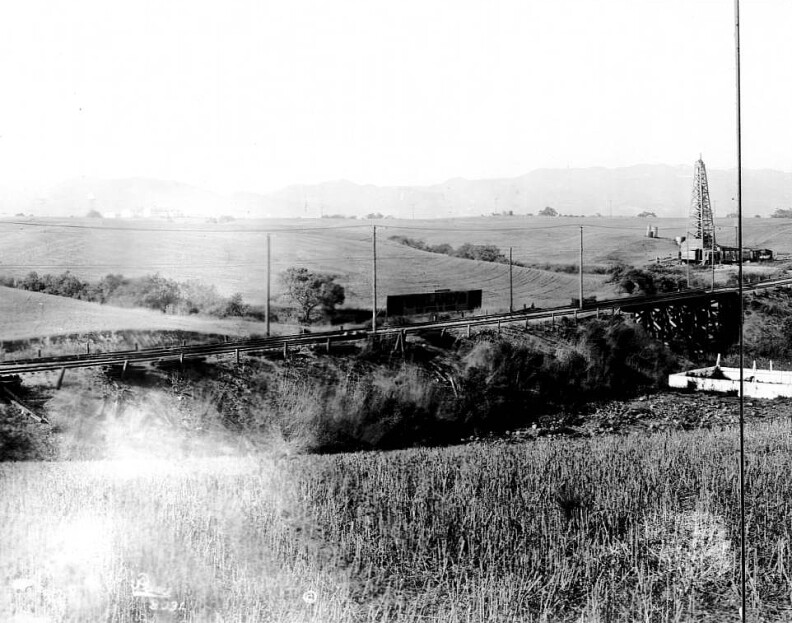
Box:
86, 273, 127, 303
387, 235, 428, 251
16, 271, 90, 299
177, 280, 227, 316
456, 318, 675, 431
267, 363, 454, 453
0, 406, 53, 461
428, 243, 454, 255
108, 273, 182, 312
454, 243, 506, 263
609, 264, 691, 296
223, 293, 250, 317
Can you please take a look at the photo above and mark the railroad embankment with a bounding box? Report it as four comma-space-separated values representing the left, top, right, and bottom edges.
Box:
4, 286, 792, 462
0, 314, 681, 461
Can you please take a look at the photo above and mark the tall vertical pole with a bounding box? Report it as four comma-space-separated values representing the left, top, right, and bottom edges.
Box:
707, 170, 716, 290
266, 233, 271, 336
578, 226, 584, 309
735, 1, 747, 621
509, 246, 513, 313
372, 225, 377, 333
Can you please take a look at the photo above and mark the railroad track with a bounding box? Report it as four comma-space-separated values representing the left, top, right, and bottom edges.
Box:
1, 277, 791, 377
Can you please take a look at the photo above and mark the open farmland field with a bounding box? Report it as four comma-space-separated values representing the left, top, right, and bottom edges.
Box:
382, 216, 792, 266
0, 286, 272, 343
3, 419, 792, 622
0, 216, 789, 337
5, 216, 789, 318
0, 217, 616, 313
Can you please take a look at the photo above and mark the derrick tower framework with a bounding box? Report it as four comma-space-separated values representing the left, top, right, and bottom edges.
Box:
689, 157, 716, 249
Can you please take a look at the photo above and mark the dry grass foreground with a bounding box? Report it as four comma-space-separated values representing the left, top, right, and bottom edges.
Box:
3, 419, 792, 622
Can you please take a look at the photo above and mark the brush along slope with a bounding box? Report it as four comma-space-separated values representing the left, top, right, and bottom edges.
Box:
0, 286, 270, 341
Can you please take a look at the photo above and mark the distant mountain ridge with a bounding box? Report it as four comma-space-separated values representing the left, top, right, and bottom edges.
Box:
1, 164, 790, 219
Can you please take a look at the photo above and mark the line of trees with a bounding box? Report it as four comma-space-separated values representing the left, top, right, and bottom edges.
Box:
388, 236, 509, 263
6, 271, 250, 318
3, 268, 347, 325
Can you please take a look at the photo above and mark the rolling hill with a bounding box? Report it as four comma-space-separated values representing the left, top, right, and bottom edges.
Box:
0, 286, 272, 342
0, 215, 789, 340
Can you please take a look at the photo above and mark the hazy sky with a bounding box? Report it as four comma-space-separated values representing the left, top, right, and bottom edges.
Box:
0, 0, 789, 193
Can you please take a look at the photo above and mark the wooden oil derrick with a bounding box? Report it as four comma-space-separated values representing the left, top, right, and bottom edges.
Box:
689, 157, 716, 249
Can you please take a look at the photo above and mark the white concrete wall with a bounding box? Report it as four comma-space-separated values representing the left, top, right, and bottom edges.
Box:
669, 366, 792, 399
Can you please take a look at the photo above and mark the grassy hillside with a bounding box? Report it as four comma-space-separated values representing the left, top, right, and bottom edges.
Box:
381, 215, 789, 265
0, 286, 271, 342
0, 216, 787, 324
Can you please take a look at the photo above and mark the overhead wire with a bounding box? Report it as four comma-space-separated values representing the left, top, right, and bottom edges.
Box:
0, 217, 717, 235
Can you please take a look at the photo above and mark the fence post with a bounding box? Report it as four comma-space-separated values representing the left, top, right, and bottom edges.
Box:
55, 367, 66, 390
235, 348, 240, 364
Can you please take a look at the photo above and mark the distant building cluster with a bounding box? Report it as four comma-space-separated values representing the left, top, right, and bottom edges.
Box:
102, 206, 185, 220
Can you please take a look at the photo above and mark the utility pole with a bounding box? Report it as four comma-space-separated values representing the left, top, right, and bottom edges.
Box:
734, 2, 747, 622
372, 225, 377, 333
266, 233, 271, 336
578, 226, 584, 309
509, 246, 513, 313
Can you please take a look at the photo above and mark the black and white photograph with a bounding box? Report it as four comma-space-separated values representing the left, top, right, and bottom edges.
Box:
1, 0, 791, 621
